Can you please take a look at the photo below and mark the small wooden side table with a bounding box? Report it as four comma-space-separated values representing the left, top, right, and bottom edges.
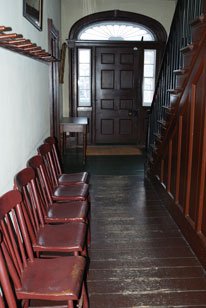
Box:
59, 117, 88, 164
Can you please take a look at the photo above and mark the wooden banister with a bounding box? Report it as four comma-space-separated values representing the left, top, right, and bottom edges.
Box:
0, 25, 58, 63
203, 0, 206, 12
147, 0, 205, 156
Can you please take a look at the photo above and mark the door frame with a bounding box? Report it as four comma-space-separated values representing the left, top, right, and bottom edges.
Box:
67, 10, 167, 145
48, 18, 60, 142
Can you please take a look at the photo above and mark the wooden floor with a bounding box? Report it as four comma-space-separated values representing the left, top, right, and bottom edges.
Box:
65, 151, 206, 307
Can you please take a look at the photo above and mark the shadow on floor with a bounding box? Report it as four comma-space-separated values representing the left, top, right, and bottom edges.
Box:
63, 148, 146, 175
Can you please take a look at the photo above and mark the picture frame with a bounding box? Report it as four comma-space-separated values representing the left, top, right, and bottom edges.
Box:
23, 0, 43, 31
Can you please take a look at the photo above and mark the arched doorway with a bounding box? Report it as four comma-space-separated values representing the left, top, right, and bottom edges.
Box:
67, 10, 167, 146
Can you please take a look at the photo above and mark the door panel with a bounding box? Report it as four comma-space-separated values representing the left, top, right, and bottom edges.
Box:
101, 70, 114, 88
95, 47, 143, 144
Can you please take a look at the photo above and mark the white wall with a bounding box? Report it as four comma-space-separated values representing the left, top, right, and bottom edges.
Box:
0, 0, 61, 195
61, 0, 176, 116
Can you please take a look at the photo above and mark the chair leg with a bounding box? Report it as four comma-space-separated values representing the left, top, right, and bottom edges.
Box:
68, 300, 74, 308
82, 244, 88, 257
87, 221, 91, 247
82, 281, 89, 308
22, 299, 30, 308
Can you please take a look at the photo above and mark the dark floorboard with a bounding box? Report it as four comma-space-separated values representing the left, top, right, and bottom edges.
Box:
62, 150, 206, 307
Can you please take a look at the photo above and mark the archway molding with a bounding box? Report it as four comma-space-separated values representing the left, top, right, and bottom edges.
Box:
68, 10, 167, 42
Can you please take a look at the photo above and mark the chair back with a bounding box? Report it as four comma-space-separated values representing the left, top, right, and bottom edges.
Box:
0, 247, 69, 306
0, 295, 5, 308
15, 167, 47, 227
0, 190, 35, 292
0, 232, 18, 308
44, 136, 62, 176
38, 143, 59, 188
27, 155, 54, 205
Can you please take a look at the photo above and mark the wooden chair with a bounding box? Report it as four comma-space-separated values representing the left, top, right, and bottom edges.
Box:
14, 168, 88, 256
0, 190, 89, 308
43, 136, 89, 185
15, 166, 89, 225
0, 232, 18, 307
27, 155, 89, 202
0, 232, 73, 307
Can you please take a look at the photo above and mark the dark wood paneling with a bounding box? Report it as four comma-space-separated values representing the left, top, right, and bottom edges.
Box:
202, 166, 206, 236
119, 119, 132, 135
189, 71, 205, 225
120, 53, 134, 64
120, 70, 133, 88
170, 128, 178, 199
101, 53, 114, 64
175, 116, 183, 204
120, 99, 133, 110
162, 144, 169, 189
101, 70, 114, 89
101, 99, 114, 110
101, 119, 114, 135
179, 103, 190, 212
151, 29, 206, 268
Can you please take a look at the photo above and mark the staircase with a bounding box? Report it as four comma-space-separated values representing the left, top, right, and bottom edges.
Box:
147, 0, 206, 267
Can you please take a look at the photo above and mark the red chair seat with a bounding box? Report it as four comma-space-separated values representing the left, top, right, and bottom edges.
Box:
52, 183, 89, 201
46, 201, 88, 223
58, 172, 89, 185
33, 222, 87, 254
18, 256, 86, 301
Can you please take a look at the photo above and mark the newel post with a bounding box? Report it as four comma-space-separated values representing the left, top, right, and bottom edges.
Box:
203, 0, 206, 14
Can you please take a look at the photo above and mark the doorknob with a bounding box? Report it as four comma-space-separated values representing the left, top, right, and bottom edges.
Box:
128, 110, 138, 117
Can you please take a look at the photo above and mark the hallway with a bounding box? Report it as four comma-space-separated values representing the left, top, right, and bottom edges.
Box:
64, 153, 206, 306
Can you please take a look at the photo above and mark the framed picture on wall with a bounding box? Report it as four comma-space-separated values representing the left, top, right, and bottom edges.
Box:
23, 0, 43, 31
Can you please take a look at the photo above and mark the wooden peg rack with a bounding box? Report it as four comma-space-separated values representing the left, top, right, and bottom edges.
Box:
0, 25, 57, 62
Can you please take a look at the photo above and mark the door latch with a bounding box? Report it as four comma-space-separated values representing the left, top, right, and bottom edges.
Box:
128, 110, 138, 117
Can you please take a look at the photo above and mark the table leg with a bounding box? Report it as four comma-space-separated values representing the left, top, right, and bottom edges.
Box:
59, 126, 63, 158
83, 128, 87, 164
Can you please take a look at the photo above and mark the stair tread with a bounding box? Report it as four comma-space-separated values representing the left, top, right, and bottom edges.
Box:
153, 132, 162, 140
150, 143, 158, 152
180, 44, 194, 53
167, 88, 182, 94
162, 105, 174, 113
173, 68, 188, 75
157, 119, 167, 127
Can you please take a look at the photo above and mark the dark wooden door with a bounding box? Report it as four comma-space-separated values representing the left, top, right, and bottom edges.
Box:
95, 47, 143, 144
